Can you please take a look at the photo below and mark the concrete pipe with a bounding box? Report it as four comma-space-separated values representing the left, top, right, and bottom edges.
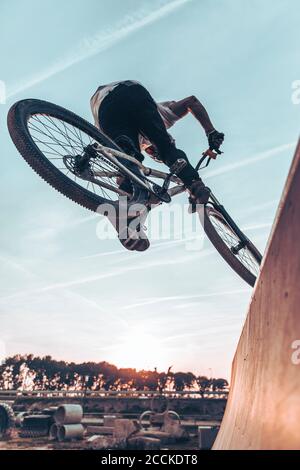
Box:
57, 424, 84, 442
54, 404, 83, 425
167, 410, 181, 425
49, 423, 59, 441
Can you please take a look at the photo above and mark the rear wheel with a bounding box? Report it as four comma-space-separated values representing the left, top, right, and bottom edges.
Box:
203, 206, 262, 287
7, 99, 150, 213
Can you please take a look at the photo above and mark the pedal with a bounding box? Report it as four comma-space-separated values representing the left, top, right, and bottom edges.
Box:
151, 159, 187, 204
162, 159, 187, 193
152, 184, 172, 203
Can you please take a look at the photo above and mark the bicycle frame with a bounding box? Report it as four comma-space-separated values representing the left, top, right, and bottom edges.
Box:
87, 143, 259, 256
91, 143, 186, 200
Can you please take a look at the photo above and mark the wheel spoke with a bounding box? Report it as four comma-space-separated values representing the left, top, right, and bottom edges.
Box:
31, 117, 81, 153
27, 113, 124, 202
208, 211, 260, 277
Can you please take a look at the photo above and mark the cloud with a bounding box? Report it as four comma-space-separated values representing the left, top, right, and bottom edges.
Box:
243, 199, 277, 215
25, 213, 98, 242
162, 323, 242, 344
121, 288, 250, 311
0, 254, 35, 278
205, 143, 296, 179
241, 222, 272, 231
1, 207, 271, 303
7, 0, 192, 99
0, 246, 213, 303
81, 212, 270, 264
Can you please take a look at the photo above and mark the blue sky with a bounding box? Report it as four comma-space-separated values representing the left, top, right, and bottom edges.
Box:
0, 0, 299, 379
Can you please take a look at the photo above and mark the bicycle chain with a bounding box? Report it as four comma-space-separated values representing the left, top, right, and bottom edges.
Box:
95, 152, 160, 188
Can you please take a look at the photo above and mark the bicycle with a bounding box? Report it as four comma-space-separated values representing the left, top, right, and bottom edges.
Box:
7, 99, 262, 287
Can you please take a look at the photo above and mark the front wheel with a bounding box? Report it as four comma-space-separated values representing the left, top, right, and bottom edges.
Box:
202, 206, 262, 287
7, 99, 151, 213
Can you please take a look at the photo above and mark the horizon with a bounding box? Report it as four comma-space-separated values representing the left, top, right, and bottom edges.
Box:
1, 0, 300, 380
1, 352, 227, 379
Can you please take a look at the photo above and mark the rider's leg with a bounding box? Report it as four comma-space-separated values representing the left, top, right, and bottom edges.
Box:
98, 86, 146, 194
98, 85, 150, 251
128, 84, 200, 185
98, 84, 143, 161
99, 83, 209, 203
130, 84, 210, 203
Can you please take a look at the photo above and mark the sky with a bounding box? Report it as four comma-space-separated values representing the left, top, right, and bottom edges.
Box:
0, 0, 299, 380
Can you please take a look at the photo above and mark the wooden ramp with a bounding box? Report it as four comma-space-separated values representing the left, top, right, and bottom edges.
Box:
213, 140, 300, 450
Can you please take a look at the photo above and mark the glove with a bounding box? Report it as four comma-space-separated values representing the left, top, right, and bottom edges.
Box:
207, 130, 224, 154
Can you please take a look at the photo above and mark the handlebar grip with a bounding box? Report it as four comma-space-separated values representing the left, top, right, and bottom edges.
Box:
203, 148, 219, 159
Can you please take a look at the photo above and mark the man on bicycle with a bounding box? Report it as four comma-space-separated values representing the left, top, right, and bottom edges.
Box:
90, 80, 224, 250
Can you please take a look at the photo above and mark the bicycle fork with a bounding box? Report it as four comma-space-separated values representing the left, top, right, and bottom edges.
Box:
209, 192, 252, 255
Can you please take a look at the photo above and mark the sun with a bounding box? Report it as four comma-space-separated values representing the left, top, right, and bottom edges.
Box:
108, 326, 171, 371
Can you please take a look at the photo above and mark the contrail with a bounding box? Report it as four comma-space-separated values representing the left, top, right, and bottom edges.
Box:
0, 255, 35, 278
7, 0, 192, 99
205, 142, 296, 179
162, 323, 242, 343
241, 222, 272, 231
0, 247, 213, 303
121, 288, 250, 310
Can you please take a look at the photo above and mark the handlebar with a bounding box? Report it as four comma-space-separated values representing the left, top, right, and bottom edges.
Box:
203, 148, 219, 159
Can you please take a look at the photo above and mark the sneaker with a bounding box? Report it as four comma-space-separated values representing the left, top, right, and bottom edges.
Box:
118, 219, 150, 252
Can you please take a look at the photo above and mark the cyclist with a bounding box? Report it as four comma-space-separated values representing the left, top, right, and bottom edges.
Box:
90, 80, 224, 250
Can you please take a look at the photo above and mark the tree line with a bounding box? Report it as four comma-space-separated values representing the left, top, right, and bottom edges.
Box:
0, 354, 228, 394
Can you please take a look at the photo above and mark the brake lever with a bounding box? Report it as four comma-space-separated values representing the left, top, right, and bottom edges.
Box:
195, 148, 223, 171
203, 148, 222, 159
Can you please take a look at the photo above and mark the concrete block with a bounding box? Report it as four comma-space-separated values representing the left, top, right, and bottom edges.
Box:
87, 435, 126, 450
161, 414, 189, 441
136, 430, 176, 445
113, 419, 140, 439
127, 436, 161, 450
103, 415, 117, 427
198, 426, 219, 450
86, 425, 114, 435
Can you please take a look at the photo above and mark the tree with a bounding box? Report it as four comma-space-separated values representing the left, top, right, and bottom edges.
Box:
211, 378, 228, 392
0, 354, 227, 394
197, 376, 211, 397
173, 372, 196, 391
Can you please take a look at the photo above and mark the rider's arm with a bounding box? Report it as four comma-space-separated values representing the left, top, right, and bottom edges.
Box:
168, 96, 215, 135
